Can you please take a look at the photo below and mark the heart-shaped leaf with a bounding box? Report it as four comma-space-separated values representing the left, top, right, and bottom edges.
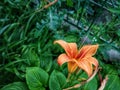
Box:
26, 67, 49, 90
49, 70, 66, 90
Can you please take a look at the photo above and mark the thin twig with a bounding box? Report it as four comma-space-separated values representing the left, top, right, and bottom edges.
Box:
35, 0, 58, 13
44, 0, 58, 9
98, 67, 103, 83
98, 75, 108, 90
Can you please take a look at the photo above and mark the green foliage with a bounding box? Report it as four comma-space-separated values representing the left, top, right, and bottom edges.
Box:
108, 7, 120, 14
104, 75, 120, 90
67, 0, 73, 7
99, 63, 120, 90
82, 77, 98, 90
26, 67, 49, 90
49, 70, 66, 90
22, 47, 40, 66
1, 82, 28, 90
0, 0, 120, 90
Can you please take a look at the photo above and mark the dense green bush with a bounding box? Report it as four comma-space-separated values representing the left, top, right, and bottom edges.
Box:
0, 0, 120, 90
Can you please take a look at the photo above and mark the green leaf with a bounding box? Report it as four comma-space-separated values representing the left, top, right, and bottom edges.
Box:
39, 55, 53, 72
102, 64, 118, 75
64, 35, 77, 42
117, 29, 120, 37
0, 24, 10, 35
49, 70, 66, 90
82, 77, 98, 90
66, 0, 73, 7
100, 64, 120, 90
104, 75, 120, 90
26, 67, 49, 90
1, 82, 28, 90
24, 14, 35, 38
22, 48, 40, 66
108, 8, 120, 14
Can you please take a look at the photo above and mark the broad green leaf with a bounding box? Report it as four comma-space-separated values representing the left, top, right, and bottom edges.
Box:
0, 82, 28, 90
83, 77, 98, 90
102, 64, 118, 75
104, 75, 120, 90
26, 67, 49, 90
49, 70, 66, 90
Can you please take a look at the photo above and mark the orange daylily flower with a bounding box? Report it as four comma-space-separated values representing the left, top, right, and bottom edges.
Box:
54, 40, 99, 77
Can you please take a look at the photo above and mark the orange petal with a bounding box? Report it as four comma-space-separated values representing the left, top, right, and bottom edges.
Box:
54, 40, 71, 57
58, 54, 78, 73
68, 62, 78, 73
72, 59, 93, 77
54, 40, 78, 58
77, 45, 99, 59
78, 59, 93, 77
68, 43, 78, 58
85, 57, 98, 68
57, 54, 71, 66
